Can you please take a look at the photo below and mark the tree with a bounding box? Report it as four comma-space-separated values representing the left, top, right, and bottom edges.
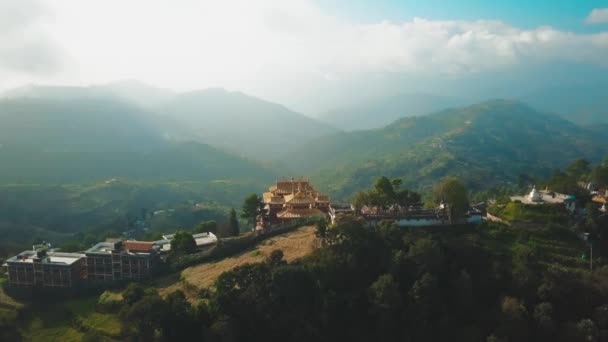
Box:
229, 208, 240, 237
434, 176, 469, 222
353, 176, 421, 208
194, 220, 217, 234
160, 290, 200, 341
567, 158, 591, 180
575, 319, 599, 342
369, 273, 402, 312
123, 283, 146, 306
534, 302, 556, 342
241, 194, 260, 227
121, 294, 167, 340
374, 176, 395, 204
170, 231, 197, 254
266, 249, 285, 266
315, 219, 328, 240
592, 160, 608, 188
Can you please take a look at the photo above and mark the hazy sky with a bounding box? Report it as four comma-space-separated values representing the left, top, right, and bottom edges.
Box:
1, 0, 607, 113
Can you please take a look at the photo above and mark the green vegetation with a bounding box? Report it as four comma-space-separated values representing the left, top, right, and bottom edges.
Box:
288, 100, 608, 200
19, 297, 121, 342
497, 202, 570, 223
433, 176, 470, 220
170, 231, 197, 255
241, 193, 260, 229
228, 208, 240, 237
353, 176, 421, 208
0, 180, 255, 257
46, 217, 597, 342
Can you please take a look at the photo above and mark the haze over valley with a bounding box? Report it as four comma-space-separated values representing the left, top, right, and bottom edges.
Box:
1, 1, 608, 341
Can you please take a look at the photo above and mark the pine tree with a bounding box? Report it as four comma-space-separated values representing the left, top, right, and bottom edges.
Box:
229, 208, 240, 236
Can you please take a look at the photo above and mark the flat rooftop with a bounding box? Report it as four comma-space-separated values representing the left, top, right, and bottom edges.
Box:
157, 232, 218, 251
7, 251, 85, 266
85, 242, 116, 255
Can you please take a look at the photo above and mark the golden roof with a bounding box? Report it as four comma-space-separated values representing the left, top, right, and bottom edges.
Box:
593, 196, 607, 204
284, 191, 315, 205
276, 207, 325, 219
316, 194, 330, 203
263, 192, 285, 204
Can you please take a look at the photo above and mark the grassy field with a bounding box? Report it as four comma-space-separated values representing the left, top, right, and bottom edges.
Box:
157, 225, 318, 298
19, 296, 122, 342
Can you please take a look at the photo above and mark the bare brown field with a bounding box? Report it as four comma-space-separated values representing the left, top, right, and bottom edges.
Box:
158, 225, 317, 298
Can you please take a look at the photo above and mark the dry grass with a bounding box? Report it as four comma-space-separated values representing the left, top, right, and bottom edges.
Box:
158, 225, 317, 297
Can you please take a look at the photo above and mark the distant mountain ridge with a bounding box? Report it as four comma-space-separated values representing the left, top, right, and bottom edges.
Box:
318, 93, 469, 131
288, 100, 608, 199
0, 95, 276, 184
519, 83, 608, 125
1, 83, 338, 161
155, 88, 338, 160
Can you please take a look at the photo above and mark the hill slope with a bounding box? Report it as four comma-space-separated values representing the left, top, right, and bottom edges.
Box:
0, 97, 275, 184
288, 100, 608, 198
318, 93, 469, 131
520, 83, 608, 125
158, 89, 338, 159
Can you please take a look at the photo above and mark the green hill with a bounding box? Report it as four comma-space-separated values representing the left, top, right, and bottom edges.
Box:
520, 83, 608, 125
318, 93, 469, 131
287, 100, 608, 199
157, 88, 338, 160
0, 97, 275, 184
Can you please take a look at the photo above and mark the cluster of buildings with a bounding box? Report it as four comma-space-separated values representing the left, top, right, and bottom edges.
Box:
3, 232, 217, 289
510, 186, 577, 212
4, 177, 493, 290
329, 203, 485, 227
258, 177, 330, 229
258, 177, 485, 229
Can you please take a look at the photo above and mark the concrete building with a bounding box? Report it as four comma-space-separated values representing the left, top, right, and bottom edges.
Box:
4, 250, 86, 289
155, 232, 218, 252
85, 241, 158, 281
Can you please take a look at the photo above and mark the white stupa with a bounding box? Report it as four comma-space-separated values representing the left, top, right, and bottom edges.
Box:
528, 186, 543, 203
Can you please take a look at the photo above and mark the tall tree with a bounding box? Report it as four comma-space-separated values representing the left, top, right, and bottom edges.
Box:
194, 220, 217, 234
566, 158, 591, 180
170, 231, 197, 254
434, 176, 469, 222
229, 208, 240, 237
592, 159, 608, 188
241, 193, 260, 228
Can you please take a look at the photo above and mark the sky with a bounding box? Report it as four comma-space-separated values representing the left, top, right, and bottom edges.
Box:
1, 0, 607, 113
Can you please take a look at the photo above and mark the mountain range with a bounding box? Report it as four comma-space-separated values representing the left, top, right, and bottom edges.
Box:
288, 100, 608, 199
317, 93, 470, 131
1, 82, 606, 198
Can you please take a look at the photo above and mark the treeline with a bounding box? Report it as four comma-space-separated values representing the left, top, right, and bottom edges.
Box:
108, 216, 608, 342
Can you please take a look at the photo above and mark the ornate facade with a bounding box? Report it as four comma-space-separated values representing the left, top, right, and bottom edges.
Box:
262, 177, 330, 223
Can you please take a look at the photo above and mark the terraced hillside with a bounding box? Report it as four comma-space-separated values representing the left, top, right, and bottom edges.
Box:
157, 225, 318, 299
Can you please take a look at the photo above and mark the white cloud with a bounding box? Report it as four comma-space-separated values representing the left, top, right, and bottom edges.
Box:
586, 8, 608, 24
1, 0, 608, 110
0, 0, 65, 84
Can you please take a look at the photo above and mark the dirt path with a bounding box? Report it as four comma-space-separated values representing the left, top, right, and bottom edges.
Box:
157, 225, 317, 299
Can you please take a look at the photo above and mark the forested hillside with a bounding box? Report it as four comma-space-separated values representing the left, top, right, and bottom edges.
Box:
288, 100, 608, 199
319, 93, 469, 131
157, 88, 338, 159
521, 83, 608, 125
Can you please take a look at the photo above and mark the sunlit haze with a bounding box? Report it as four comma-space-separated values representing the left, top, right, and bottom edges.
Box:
2, 0, 608, 113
